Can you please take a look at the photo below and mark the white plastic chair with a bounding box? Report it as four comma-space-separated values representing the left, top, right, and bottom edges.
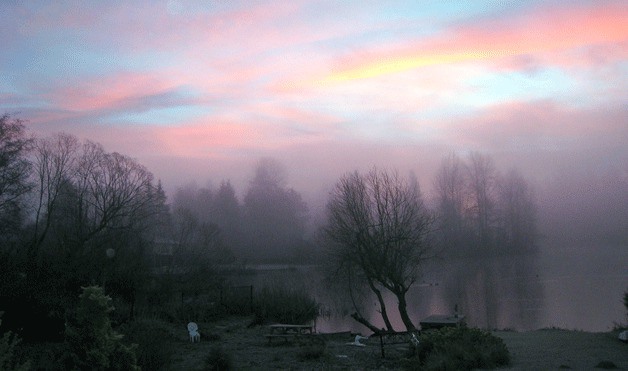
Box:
187, 322, 200, 343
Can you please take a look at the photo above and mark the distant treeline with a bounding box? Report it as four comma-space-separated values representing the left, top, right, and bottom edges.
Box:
1, 113, 539, 342
0, 115, 311, 341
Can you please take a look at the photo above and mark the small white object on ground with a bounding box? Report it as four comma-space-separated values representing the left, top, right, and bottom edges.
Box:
619, 330, 627, 343
346, 334, 368, 346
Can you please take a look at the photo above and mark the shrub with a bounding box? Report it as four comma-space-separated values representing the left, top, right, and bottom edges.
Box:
595, 360, 618, 369
297, 343, 326, 361
252, 285, 320, 325
62, 286, 139, 370
203, 346, 233, 371
0, 312, 31, 371
405, 326, 510, 370
119, 318, 174, 370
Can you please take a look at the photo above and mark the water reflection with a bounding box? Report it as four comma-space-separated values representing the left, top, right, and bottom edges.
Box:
418, 253, 544, 330
242, 243, 627, 333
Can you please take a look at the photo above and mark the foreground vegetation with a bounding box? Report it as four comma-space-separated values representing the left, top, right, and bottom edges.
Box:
4, 286, 628, 370
2, 114, 625, 370
406, 327, 510, 370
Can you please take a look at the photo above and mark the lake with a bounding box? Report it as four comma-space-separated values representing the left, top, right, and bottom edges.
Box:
245, 242, 627, 333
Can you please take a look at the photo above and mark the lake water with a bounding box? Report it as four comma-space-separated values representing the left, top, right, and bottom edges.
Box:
246, 243, 627, 333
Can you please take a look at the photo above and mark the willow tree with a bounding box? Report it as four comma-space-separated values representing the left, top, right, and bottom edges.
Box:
323, 168, 434, 332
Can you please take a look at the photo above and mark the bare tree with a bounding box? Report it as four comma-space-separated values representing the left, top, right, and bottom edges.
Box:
29, 135, 159, 258
71, 141, 155, 246
496, 168, 537, 252
466, 152, 498, 249
29, 133, 78, 255
434, 152, 468, 252
323, 168, 434, 332
0, 114, 32, 237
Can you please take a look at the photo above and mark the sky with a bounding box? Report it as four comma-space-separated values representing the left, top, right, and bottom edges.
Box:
1, 0, 627, 204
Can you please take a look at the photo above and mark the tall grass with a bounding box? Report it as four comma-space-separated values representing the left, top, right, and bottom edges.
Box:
252, 285, 320, 325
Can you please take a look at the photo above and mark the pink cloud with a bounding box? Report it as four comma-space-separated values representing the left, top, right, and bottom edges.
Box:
149, 112, 338, 159
314, 2, 628, 84
41, 71, 188, 112
252, 103, 342, 129
84, 2, 305, 55
445, 100, 628, 152
155, 121, 258, 156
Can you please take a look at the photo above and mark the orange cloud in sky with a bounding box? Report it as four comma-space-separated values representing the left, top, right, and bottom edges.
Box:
318, 3, 628, 85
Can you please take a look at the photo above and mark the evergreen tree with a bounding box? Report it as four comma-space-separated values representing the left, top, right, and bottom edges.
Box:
63, 286, 139, 371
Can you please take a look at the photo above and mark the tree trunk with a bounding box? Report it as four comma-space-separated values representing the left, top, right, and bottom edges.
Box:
396, 291, 416, 331
350, 312, 381, 334
367, 278, 393, 331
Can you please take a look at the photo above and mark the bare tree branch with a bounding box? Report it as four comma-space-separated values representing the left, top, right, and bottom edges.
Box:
323, 168, 434, 332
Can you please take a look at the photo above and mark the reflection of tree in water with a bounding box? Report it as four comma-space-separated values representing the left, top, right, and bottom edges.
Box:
434, 252, 543, 330
429, 152, 542, 330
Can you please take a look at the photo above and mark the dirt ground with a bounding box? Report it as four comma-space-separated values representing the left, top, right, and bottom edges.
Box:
494, 329, 628, 370
168, 317, 628, 370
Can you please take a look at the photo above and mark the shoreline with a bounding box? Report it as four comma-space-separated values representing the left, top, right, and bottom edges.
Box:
167, 317, 628, 370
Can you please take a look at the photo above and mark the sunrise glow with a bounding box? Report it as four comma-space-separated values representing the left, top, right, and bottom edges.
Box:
0, 0, 625, 191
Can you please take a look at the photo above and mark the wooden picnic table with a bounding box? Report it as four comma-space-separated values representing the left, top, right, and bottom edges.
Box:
265, 324, 314, 344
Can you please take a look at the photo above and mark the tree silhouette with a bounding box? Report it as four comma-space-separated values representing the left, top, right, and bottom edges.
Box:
323, 168, 434, 332
0, 114, 32, 241
243, 158, 308, 262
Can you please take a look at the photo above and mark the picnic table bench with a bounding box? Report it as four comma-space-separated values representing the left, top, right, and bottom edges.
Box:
265, 324, 316, 344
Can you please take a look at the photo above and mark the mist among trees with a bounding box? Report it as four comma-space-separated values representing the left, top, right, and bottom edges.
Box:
431, 152, 541, 329
1, 113, 626, 366
0, 118, 316, 345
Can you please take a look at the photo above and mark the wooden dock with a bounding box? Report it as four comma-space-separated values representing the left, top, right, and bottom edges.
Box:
419, 314, 466, 330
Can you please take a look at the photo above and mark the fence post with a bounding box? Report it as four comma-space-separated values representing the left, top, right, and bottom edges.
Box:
249, 285, 254, 313
379, 333, 385, 358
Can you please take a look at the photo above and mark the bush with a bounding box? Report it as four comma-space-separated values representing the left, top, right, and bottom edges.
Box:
62, 286, 139, 370
595, 360, 618, 369
0, 312, 31, 371
119, 318, 174, 370
405, 326, 510, 370
297, 343, 326, 361
252, 286, 320, 325
204, 346, 233, 371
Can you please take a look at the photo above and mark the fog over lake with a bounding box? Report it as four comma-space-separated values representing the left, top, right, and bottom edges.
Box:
1, 5, 626, 368
244, 241, 626, 333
